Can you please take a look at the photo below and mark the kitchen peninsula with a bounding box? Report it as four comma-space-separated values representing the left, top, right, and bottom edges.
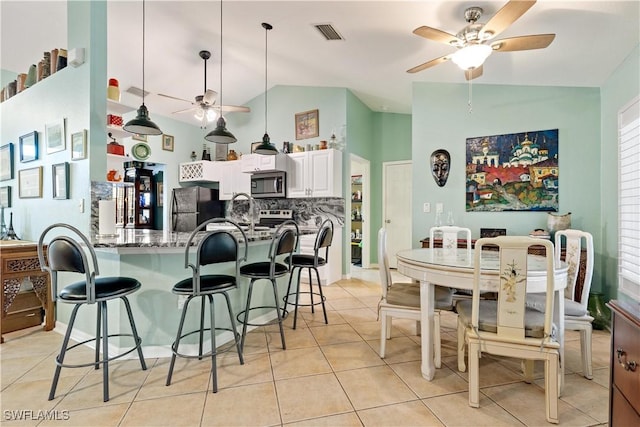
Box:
54, 227, 316, 358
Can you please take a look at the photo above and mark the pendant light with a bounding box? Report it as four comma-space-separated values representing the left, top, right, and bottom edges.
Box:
254, 22, 278, 155
205, 0, 237, 143
123, 0, 162, 136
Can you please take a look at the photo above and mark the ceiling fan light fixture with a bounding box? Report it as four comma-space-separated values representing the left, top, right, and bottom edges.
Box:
124, 0, 162, 136
205, 116, 237, 143
451, 44, 492, 70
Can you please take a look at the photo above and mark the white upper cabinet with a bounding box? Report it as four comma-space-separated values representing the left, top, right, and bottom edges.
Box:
240, 153, 288, 173
219, 161, 250, 200
287, 149, 342, 198
179, 161, 223, 183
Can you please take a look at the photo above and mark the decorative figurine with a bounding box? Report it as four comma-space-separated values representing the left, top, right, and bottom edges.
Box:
430, 149, 450, 187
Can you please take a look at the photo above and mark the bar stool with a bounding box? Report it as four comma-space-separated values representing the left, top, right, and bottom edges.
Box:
283, 219, 333, 329
166, 218, 247, 393
237, 220, 298, 352
37, 223, 147, 402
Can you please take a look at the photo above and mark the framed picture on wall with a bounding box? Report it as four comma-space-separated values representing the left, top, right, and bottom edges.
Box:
0, 186, 11, 208
71, 130, 87, 160
18, 166, 43, 198
19, 131, 38, 162
52, 162, 69, 200
162, 134, 174, 152
45, 119, 66, 154
295, 109, 319, 140
0, 143, 14, 181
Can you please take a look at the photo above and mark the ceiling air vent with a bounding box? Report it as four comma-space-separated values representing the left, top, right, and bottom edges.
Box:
313, 24, 344, 41
125, 86, 149, 98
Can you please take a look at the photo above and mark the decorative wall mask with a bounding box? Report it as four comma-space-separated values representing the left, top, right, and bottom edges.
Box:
430, 149, 450, 187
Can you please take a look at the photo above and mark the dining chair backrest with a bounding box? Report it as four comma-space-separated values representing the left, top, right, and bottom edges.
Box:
377, 228, 393, 299
554, 229, 594, 305
184, 218, 248, 295
473, 236, 555, 341
38, 223, 100, 304
429, 226, 472, 249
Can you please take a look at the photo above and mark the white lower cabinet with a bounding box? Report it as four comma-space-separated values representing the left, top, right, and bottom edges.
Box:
287, 149, 342, 198
298, 227, 342, 286
219, 161, 250, 200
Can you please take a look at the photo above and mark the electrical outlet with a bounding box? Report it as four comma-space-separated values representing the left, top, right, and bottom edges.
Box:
423, 202, 431, 213
436, 203, 443, 213
78, 198, 85, 213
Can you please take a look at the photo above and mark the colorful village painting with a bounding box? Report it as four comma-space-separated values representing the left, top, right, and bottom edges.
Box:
466, 129, 559, 212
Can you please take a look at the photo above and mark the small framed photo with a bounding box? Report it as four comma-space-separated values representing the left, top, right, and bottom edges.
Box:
295, 109, 319, 140
162, 134, 174, 151
19, 131, 39, 162
45, 119, 66, 154
18, 166, 43, 198
132, 133, 147, 142
0, 186, 11, 208
52, 162, 69, 200
71, 130, 87, 160
0, 143, 14, 181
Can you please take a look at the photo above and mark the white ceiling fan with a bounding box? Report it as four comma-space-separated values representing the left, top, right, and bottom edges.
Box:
158, 50, 249, 128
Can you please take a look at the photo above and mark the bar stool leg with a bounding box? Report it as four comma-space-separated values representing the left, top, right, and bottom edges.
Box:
199, 296, 206, 360
101, 301, 110, 402
271, 279, 286, 350
240, 280, 256, 354
121, 297, 147, 370
313, 267, 328, 324
284, 267, 297, 311
308, 268, 315, 313
166, 295, 193, 386
207, 294, 218, 393
95, 302, 101, 370
222, 291, 244, 365
49, 304, 81, 401
292, 268, 303, 329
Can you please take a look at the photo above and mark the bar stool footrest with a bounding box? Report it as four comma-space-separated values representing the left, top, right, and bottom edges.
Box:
171, 327, 242, 359
55, 333, 143, 369
237, 306, 288, 328
284, 291, 326, 308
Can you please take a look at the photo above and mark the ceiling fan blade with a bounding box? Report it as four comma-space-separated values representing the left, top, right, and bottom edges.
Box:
172, 106, 198, 114
202, 89, 218, 106
491, 34, 555, 52
465, 66, 483, 81
407, 54, 451, 74
480, 0, 536, 40
413, 26, 461, 45
158, 93, 194, 104
213, 105, 251, 113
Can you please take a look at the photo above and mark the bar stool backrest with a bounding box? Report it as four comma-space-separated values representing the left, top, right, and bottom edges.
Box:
314, 219, 334, 264
38, 223, 100, 304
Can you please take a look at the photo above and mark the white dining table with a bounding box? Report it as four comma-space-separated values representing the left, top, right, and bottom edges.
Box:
396, 247, 568, 386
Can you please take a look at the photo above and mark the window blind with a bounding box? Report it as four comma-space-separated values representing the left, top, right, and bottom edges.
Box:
619, 95, 640, 301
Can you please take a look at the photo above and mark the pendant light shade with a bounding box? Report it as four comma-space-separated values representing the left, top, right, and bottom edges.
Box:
255, 22, 278, 155
205, 0, 236, 144
124, 0, 162, 136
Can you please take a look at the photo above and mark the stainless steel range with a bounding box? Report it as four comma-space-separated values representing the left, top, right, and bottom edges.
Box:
257, 209, 294, 228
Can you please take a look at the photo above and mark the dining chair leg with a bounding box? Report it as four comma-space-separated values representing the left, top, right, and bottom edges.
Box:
468, 339, 480, 408
49, 304, 81, 401
523, 360, 535, 383
457, 317, 467, 372
581, 327, 593, 379
545, 354, 560, 424
380, 312, 388, 358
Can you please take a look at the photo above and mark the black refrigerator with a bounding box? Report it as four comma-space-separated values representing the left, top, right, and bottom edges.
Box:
171, 187, 225, 232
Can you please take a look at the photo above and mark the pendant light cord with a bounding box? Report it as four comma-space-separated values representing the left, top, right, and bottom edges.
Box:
219, 0, 223, 109
264, 23, 269, 135
142, 0, 146, 106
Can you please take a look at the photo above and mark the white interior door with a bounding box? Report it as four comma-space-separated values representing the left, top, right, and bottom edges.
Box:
383, 161, 412, 268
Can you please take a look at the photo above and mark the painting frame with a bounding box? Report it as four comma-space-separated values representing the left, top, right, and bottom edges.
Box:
45, 119, 66, 154
162, 134, 174, 152
465, 128, 559, 212
18, 166, 43, 199
0, 186, 11, 208
19, 131, 39, 162
52, 162, 69, 200
0, 143, 14, 181
295, 109, 319, 140
131, 133, 147, 142
71, 129, 87, 160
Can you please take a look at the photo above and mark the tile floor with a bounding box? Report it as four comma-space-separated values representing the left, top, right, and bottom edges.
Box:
1, 267, 611, 426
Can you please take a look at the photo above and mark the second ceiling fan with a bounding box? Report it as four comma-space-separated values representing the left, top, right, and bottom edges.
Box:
407, 0, 555, 80
158, 50, 249, 127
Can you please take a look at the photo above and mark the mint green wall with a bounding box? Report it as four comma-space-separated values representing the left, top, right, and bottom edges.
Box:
412, 82, 603, 283
600, 44, 640, 301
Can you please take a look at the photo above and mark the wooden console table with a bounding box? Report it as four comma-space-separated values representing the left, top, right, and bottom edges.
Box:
0, 241, 54, 343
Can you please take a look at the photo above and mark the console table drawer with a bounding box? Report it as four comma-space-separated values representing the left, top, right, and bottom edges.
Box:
612, 308, 640, 414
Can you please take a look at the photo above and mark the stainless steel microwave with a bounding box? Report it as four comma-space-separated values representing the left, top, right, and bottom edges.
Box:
250, 171, 286, 198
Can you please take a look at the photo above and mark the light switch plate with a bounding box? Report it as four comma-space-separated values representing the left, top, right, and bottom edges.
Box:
423, 202, 431, 213
436, 203, 443, 213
